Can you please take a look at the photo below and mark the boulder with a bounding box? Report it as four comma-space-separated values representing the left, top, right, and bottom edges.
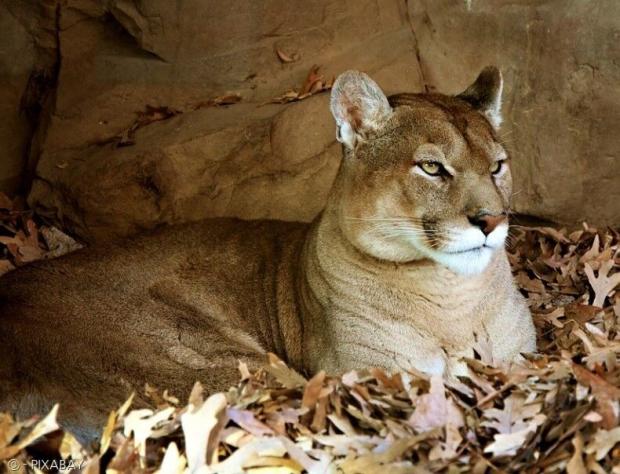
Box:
28, 0, 424, 240
30, 97, 343, 240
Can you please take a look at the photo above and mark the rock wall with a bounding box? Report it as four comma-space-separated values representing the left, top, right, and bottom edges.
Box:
409, 0, 620, 227
0, 2, 30, 193
1, 0, 618, 241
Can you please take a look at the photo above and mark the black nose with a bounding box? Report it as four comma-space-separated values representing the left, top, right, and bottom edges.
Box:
468, 213, 507, 236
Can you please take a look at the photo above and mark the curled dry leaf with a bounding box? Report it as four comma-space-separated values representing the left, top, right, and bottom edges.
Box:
116, 105, 182, 147
275, 48, 300, 63
270, 65, 334, 104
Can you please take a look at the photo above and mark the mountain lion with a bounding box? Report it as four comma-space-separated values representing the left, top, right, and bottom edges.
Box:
0, 67, 535, 438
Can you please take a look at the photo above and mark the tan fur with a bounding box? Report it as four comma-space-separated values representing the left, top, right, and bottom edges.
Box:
0, 69, 535, 438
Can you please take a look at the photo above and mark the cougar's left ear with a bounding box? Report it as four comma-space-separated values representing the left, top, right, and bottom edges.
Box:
457, 66, 503, 129
330, 70, 392, 149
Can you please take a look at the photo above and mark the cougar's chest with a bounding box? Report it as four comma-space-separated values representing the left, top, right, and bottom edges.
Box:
304, 250, 503, 375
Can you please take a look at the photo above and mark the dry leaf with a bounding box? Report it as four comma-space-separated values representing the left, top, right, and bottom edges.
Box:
572, 363, 620, 429
585, 427, 620, 460
483, 420, 543, 457
181, 384, 227, 472
409, 376, 464, 432
270, 66, 333, 104
0, 192, 12, 210
302, 371, 326, 409
276, 48, 299, 63
157, 442, 187, 474
227, 408, 274, 436
0, 414, 21, 450
265, 353, 307, 388
482, 394, 546, 457
0, 259, 15, 276
40, 226, 83, 259
238, 360, 252, 381
566, 433, 587, 474
0, 404, 60, 460
584, 260, 620, 307
124, 407, 175, 459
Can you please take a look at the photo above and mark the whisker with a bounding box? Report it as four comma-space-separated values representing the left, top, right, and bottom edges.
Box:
371, 229, 442, 237
369, 226, 446, 243
343, 217, 451, 250
344, 217, 428, 223
365, 223, 441, 233
355, 222, 442, 232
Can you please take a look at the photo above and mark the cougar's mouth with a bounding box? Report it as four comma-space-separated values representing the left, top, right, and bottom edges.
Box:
431, 245, 495, 276
444, 243, 496, 254
419, 223, 510, 275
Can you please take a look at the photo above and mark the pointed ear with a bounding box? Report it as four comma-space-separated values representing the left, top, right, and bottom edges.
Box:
330, 70, 392, 149
457, 66, 503, 129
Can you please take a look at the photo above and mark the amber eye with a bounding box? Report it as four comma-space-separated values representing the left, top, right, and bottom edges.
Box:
490, 161, 505, 175
418, 161, 443, 176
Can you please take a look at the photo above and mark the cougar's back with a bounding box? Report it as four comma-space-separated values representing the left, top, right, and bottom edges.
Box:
0, 218, 306, 436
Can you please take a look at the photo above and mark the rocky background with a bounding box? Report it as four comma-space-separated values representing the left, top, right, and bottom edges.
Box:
1, 0, 619, 242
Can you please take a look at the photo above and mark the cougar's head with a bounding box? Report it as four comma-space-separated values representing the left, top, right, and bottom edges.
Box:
330, 67, 512, 275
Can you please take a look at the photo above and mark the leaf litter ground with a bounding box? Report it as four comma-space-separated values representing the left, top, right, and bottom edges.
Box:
0, 197, 619, 473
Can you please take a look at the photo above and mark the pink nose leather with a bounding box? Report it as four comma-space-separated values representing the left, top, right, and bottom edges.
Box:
469, 214, 507, 235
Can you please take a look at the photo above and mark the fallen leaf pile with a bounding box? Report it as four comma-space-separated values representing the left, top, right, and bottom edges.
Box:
0, 192, 82, 277
270, 65, 334, 104
1, 224, 619, 473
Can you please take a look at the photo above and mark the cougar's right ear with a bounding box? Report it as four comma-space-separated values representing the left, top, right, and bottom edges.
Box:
330, 70, 392, 149
457, 66, 504, 129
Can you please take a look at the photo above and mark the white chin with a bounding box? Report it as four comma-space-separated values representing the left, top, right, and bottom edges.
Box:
433, 246, 495, 275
